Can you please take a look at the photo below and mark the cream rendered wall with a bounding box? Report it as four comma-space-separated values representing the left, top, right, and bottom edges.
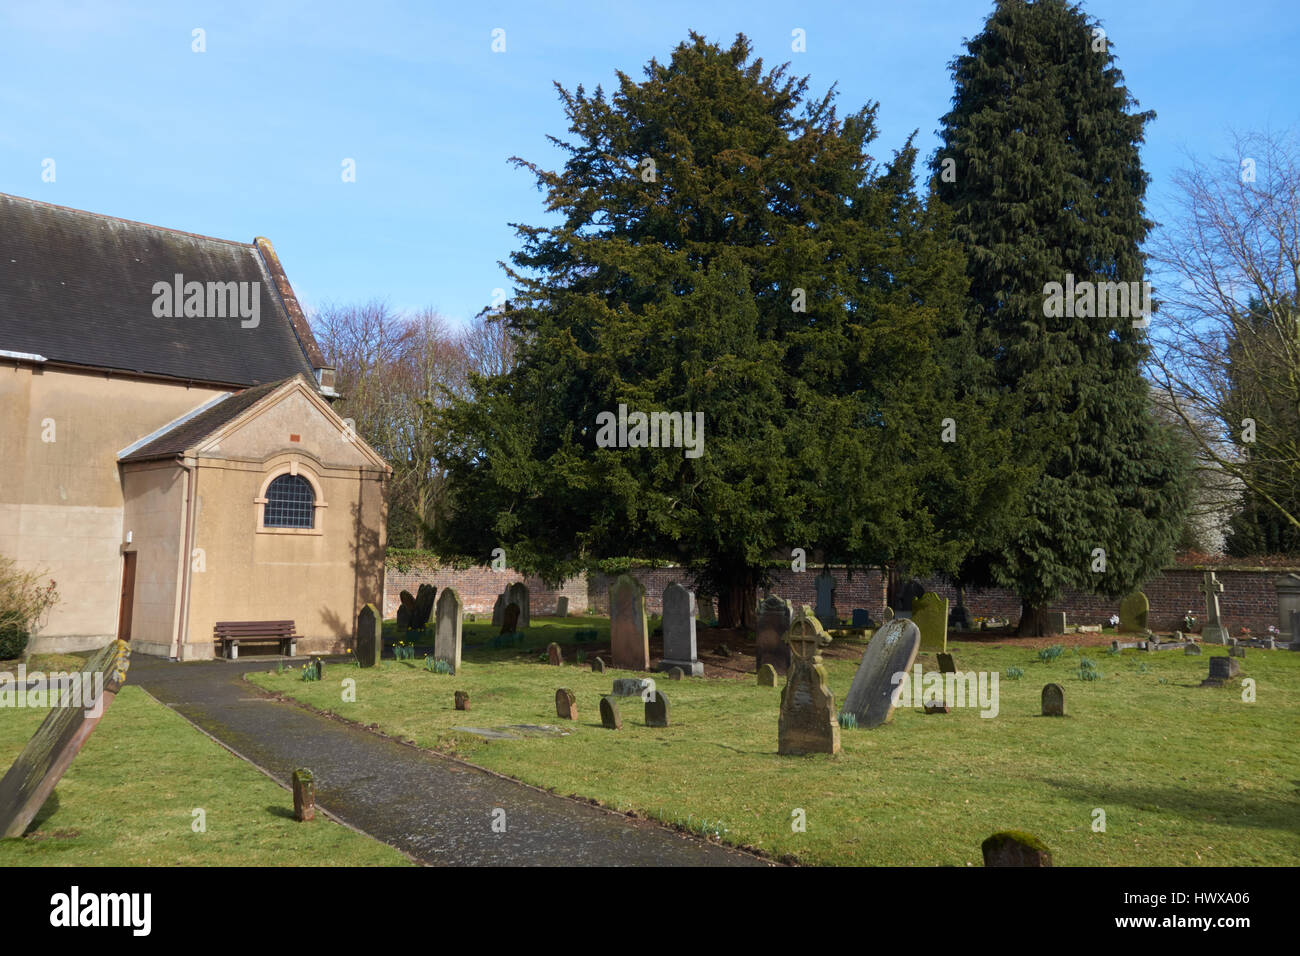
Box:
119, 461, 188, 658
0, 364, 227, 652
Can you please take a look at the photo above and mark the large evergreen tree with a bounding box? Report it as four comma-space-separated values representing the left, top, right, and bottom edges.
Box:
437, 33, 1013, 627
935, 0, 1191, 633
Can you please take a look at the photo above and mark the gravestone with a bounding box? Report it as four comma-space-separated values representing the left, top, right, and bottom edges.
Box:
556, 596, 569, 618
1230, 644, 1246, 659
411, 584, 436, 630
851, 609, 872, 628
757, 663, 777, 687
591, 656, 605, 673
434, 588, 463, 675
755, 595, 793, 675
612, 677, 652, 697
912, 592, 948, 653
599, 695, 622, 730
841, 619, 921, 728
881, 607, 895, 622
555, 688, 577, 720
0, 639, 131, 839
492, 593, 505, 627
644, 691, 670, 727
506, 582, 531, 628
1200, 572, 1229, 644
949, 604, 972, 630
1041, 683, 1065, 716
608, 574, 650, 671
356, 603, 381, 667
395, 603, 411, 635
777, 607, 840, 755
547, 642, 563, 666
897, 578, 926, 618
454, 691, 470, 710
658, 583, 703, 675
1202, 656, 1241, 686
937, 653, 956, 674
400, 590, 417, 618
501, 602, 520, 635
1045, 611, 1067, 635
1185, 643, 1202, 656
1292, 609, 1300, 649
667, 667, 683, 680
982, 832, 1052, 867
924, 702, 950, 715
814, 570, 838, 628
292, 769, 315, 822
1119, 592, 1148, 633
1276, 574, 1300, 639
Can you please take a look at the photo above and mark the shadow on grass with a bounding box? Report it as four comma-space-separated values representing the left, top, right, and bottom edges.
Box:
265, 804, 296, 820
1040, 778, 1300, 834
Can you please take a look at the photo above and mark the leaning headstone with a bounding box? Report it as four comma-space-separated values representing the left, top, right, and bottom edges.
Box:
492, 593, 505, 627
982, 832, 1053, 867
1045, 611, 1067, 635
644, 691, 670, 727
757, 663, 777, 687
1119, 592, 1148, 633
555, 688, 577, 720
778, 608, 840, 755
612, 677, 652, 697
608, 574, 650, 671
411, 583, 436, 630
658, 583, 703, 675
434, 588, 463, 675
851, 609, 872, 628
400, 590, 417, 617
0, 640, 130, 839
454, 691, 470, 711
506, 582, 531, 628
1041, 683, 1065, 716
912, 592, 948, 653
591, 656, 605, 673
599, 695, 622, 730
292, 769, 315, 822
547, 642, 563, 666
556, 596, 569, 618
501, 602, 520, 635
814, 570, 838, 628
1200, 572, 1229, 644
841, 619, 921, 728
937, 653, 956, 674
755, 595, 793, 675
356, 603, 381, 667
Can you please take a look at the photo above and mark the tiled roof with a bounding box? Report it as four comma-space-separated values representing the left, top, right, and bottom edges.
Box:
118, 378, 293, 463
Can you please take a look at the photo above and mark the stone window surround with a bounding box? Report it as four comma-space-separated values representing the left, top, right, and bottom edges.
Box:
254, 459, 326, 536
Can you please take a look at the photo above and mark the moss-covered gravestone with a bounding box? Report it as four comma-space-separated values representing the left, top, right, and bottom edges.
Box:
778, 607, 840, 755
292, 768, 315, 822
547, 642, 563, 666
757, 663, 777, 687
591, 656, 605, 673
1119, 591, 1149, 633
0, 640, 131, 838
454, 691, 470, 710
937, 653, 956, 674
912, 592, 948, 653
356, 604, 381, 667
982, 831, 1053, 867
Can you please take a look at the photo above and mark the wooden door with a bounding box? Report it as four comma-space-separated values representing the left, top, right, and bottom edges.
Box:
117, 552, 136, 642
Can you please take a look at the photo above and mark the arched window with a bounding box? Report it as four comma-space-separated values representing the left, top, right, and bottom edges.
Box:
263, 474, 316, 529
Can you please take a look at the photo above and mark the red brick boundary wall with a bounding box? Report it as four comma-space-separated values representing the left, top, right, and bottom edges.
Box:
384, 561, 1294, 634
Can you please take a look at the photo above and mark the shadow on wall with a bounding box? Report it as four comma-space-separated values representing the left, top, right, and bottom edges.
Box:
349, 491, 385, 636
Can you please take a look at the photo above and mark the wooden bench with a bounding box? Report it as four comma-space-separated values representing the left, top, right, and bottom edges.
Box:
213, 620, 298, 660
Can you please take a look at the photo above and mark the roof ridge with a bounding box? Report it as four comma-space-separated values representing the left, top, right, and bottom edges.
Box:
0, 191, 255, 249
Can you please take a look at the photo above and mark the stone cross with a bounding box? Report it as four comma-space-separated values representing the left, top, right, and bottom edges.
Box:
1201, 572, 1229, 644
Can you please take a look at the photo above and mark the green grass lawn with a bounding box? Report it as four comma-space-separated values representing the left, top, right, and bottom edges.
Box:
0, 685, 412, 866
252, 617, 1300, 866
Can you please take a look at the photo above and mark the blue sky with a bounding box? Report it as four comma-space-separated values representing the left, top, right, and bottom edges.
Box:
2, 0, 1297, 328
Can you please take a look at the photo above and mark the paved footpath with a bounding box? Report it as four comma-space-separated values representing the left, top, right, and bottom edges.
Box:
131, 656, 769, 867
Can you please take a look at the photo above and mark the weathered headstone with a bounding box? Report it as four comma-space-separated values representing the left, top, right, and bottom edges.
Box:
454, 690, 470, 711
644, 691, 670, 727
0, 640, 130, 839
501, 602, 520, 635
547, 642, 563, 666
912, 592, 948, 653
1041, 683, 1065, 716
1185, 643, 1202, 656
599, 695, 622, 729
612, 677, 651, 697
1276, 573, 1300, 639
506, 582, 531, 628
937, 652, 956, 674
923, 702, 950, 715
1201, 572, 1229, 644
757, 663, 777, 687
292, 768, 315, 822
881, 606, 895, 622
492, 593, 505, 627
982, 832, 1053, 867
555, 688, 577, 720
667, 666, 684, 680
814, 570, 838, 628
396, 603, 411, 635
608, 574, 650, 671
851, 609, 872, 628
1045, 611, 1067, 635
1230, 644, 1246, 659
591, 656, 605, 673
400, 589, 417, 617
411, 583, 436, 630
841, 619, 921, 729
778, 608, 840, 755
755, 595, 793, 675
434, 587, 463, 675
356, 603, 381, 667
658, 583, 703, 675
556, 596, 569, 618
1202, 656, 1241, 686
1119, 592, 1149, 633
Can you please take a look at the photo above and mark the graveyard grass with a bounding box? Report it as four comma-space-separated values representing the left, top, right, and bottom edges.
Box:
0, 685, 411, 866
252, 616, 1300, 866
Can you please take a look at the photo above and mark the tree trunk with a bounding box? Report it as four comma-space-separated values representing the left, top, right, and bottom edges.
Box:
1018, 601, 1046, 637
716, 566, 759, 631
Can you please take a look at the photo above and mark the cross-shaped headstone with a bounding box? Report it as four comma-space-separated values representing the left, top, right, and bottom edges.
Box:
1201, 571, 1224, 624
785, 607, 831, 663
